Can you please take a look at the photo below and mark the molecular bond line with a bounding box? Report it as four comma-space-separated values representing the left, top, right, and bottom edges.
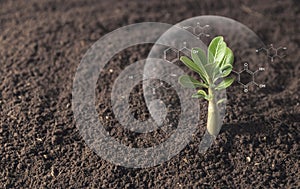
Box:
256, 44, 287, 62
163, 42, 191, 63
232, 63, 266, 93
182, 23, 210, 39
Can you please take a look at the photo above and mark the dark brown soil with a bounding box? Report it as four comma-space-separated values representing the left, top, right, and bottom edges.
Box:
0, 0, 299, 188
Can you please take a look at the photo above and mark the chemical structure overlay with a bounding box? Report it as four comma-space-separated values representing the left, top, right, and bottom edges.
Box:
256, 44, 287, 62
164, 42, 191, 63
232, 63, 266, 93
182, 22, 210, 39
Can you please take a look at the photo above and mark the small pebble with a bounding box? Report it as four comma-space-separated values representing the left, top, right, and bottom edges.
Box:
276, 138, 281, 144
246, 156, 251, 162
182, 158, 188, 163
51, 167, 59, 177
271, 163, 276, 170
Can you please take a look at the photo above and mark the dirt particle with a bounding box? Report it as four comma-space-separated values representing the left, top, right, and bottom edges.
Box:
51, 135, 63, 145
51, 167, 59, 177
182, 158, 188, 163
276, 138, 281, 144
271, 163, 276, 170
36, 138, 43, 141
17, 163, 23, 169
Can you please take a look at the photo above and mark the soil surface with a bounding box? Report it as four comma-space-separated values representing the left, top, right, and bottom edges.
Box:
0, 0, 299, 188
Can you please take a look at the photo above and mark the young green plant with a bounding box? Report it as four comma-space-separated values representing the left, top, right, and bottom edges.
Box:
178, 36, 234, 136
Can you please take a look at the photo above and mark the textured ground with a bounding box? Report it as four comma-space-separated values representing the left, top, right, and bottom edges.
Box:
0, 0, 299, 188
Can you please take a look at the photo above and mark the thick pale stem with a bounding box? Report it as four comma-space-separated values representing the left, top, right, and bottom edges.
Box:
207, 87, 221, 136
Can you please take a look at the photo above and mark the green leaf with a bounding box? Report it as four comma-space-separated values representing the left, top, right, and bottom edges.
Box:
191, 48, 208, 66
220, 64, 233, 78
208, 36, 227, 64
192, 93, 204, 99
204, 63, 215, 77
217, 98, 227, 105
180, 56, 202, 74
190, 49, 209, 83
180, 56, 209, 84
197, 89, 208, 96
192, 89, 209, 100
215, 78, 235, 90
220, 47, 234, 67
213, 64, 233, 83
178, 75, 208, 88
204, 63, 223, 81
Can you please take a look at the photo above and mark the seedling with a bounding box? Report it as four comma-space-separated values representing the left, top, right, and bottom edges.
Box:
178, 36, 234, 136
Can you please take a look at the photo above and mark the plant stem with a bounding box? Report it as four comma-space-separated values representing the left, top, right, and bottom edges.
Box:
207, 87, 221, 136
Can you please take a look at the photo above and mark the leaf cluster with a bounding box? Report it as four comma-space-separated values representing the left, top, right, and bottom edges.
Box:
178, 36, 234, 100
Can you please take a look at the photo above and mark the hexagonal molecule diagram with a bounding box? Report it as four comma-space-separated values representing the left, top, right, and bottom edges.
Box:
232, 63, 266, 93
182, 22, 210, 39
194, 23, 210, 38
256, 44, 287, 62
164, 42, 191, 63
179, 42, 191, 57
164, 48, 179, 62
